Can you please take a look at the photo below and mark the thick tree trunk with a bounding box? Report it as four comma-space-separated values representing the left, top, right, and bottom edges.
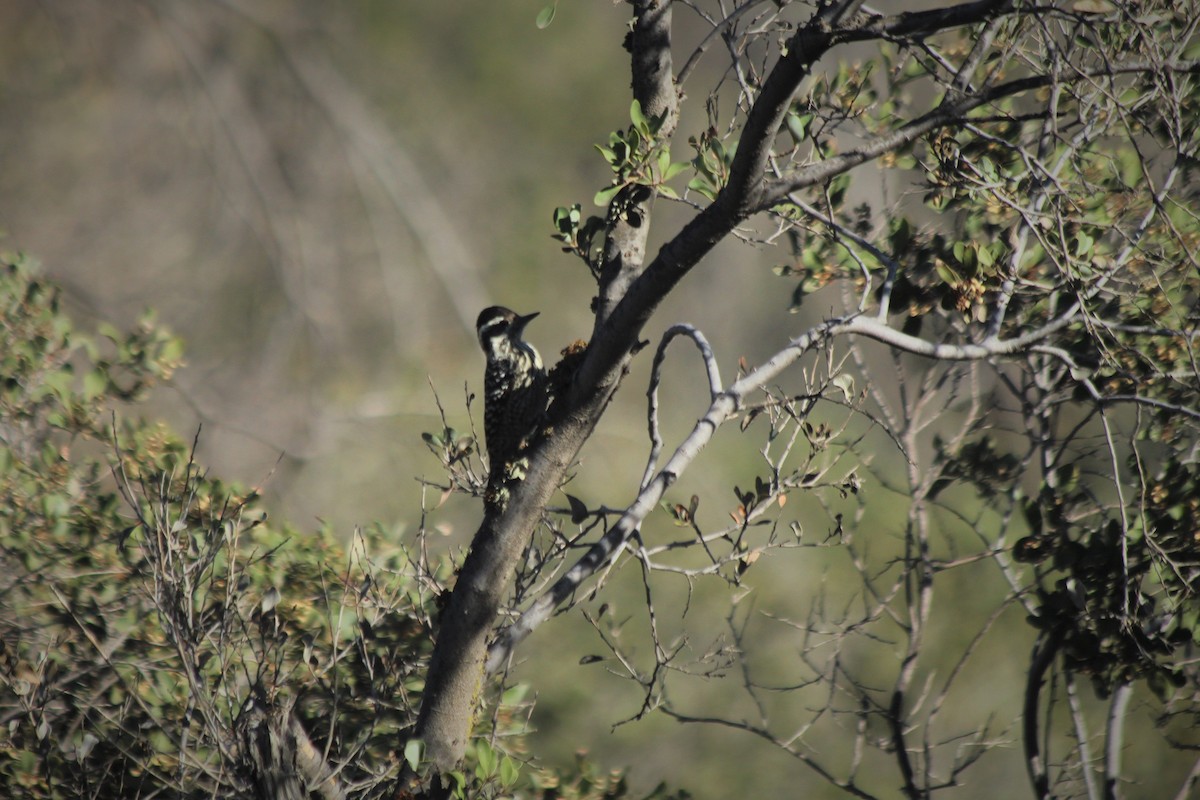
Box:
238, 696, 346, 800
410, 0, 679, 776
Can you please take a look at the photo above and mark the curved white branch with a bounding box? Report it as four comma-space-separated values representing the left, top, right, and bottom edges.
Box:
640, 325, 722, 491
486, 318, 843, 674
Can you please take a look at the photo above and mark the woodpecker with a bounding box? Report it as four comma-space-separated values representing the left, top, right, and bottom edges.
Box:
476, 306, 547, 481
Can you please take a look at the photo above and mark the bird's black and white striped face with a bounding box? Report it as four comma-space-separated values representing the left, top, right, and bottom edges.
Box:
476, 306, 541, 364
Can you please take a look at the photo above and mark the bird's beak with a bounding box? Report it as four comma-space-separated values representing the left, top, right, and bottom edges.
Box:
513, 311, 539, 334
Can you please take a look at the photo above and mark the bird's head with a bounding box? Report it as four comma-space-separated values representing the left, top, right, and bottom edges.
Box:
476, 306, 539, 356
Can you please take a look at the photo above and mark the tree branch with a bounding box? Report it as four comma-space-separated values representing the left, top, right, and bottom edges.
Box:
593, 0, 678, 331
1103, 682, 1133, 800
1024, 631, 1060, 800
573, 0, 1030, 401
761, 58, 1200, 210
412, 0, 681, 774
639, 324, 722, 491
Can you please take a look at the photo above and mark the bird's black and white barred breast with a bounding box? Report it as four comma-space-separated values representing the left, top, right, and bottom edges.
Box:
476, 306, 548, 474
482, 348, 544, 468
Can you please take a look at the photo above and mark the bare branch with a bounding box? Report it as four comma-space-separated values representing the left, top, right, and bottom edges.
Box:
761, 58, 1200, 209
640, 324, 723, 490
1103, 683, 1134, 800
1025, 632, 1061, 800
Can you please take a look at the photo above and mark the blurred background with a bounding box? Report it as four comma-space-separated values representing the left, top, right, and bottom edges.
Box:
1, 0, 625, 529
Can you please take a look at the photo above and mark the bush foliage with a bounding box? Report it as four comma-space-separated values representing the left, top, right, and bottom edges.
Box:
0, 253, 678, 799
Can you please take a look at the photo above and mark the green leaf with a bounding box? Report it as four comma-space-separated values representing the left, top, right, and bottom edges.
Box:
630, 99, 650, 136
594, 184, 622, 207
785, 112, 811, 143
687, 175, 715, 200
500, 756, 520, 787
935, 261, 961, 285
1074, 231, 1094, 257
664, 161, 690, 181
403, 738, 424, 771
82, 368, 107, 400
832, 373, 855, 401
594, 144, 619, 167
711, 138, 728, 164
826, 172, 850, 206
501, 683, 529, 705
475, 739, 497, 778
978, 156, 997, 182
42, 493, 71, 520
535, 3, 556, 29
159, 335, 184, 364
